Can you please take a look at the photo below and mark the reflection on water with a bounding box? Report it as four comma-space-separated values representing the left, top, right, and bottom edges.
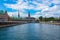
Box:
0, 23, 60, 40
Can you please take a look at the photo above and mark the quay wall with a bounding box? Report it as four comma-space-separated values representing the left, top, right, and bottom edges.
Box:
0, 21, 28, 27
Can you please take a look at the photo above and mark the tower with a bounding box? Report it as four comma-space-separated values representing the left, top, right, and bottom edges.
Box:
18, 10, 20, 18
28, 11, 30, 18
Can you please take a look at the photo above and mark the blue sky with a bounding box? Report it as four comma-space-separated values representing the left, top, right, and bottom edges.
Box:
0, 0, 60, 18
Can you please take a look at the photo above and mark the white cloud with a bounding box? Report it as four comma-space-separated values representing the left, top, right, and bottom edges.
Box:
8, 11, 28, 17
42, 5, 57, 12
31, 1, 49, 10
4, 0, 35, 10
4, 0, 49, 10
31, 12, 41, 18
52, 0, 60, 4
8, 12, 14, 17
4, 0, 60, 18
35, 12, 41, 15
31, 15, 41, 18
4, 2, 28, 10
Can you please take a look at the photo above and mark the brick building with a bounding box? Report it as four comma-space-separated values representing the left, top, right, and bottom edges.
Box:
0, 10, 9, 22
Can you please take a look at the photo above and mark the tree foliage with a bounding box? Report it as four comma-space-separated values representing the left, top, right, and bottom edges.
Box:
39, 16, 60, 21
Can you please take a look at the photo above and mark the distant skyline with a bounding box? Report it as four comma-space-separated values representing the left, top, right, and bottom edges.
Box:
0, 0, 60, 18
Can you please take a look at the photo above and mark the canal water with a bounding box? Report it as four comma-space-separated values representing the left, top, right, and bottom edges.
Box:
0, 23, 60, 40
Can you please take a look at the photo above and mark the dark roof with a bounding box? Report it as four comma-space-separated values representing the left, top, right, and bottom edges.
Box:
0, 10, 5, 15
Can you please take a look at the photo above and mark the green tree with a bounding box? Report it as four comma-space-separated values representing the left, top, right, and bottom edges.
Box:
39, 16, 43, 21
48, 17, 55, 21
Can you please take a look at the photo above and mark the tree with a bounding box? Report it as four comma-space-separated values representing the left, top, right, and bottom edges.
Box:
48, 17, 55, 21
39, 16, 43, 21
39, 16, 55, 21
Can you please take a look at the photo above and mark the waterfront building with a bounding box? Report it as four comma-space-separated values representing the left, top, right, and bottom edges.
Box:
0, 10, 9, 22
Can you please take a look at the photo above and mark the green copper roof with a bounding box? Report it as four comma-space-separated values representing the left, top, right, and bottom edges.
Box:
0, 10, 5, 15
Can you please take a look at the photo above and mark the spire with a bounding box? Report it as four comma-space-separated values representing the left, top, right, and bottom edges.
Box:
18, 10, 20, 18
28, 11, 30, 18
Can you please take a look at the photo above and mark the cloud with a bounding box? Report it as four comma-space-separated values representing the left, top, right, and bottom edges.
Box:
8, 11, 28, 17
4, 2, 27, 10
4, 0, 35, 10
42, 5, 57, 12
4, 0, 49, 10
52, 0, 60, 4
4, 0, 60, 18
31, 12, 41, 18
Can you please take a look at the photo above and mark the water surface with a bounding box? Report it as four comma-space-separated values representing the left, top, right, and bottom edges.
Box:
0, 23, 60, 40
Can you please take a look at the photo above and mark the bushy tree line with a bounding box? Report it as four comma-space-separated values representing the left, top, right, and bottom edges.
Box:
39, 16, 60, 21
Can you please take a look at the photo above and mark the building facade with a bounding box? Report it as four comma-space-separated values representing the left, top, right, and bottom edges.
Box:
0, 10, 9, 22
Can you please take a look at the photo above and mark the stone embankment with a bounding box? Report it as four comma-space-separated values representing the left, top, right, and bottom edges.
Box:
0, 21, 27, 27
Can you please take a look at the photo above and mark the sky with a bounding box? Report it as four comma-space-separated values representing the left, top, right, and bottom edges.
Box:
0, 0, 60, 18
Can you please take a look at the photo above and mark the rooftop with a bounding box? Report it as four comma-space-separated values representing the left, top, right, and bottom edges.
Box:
0, 10, 5, 15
